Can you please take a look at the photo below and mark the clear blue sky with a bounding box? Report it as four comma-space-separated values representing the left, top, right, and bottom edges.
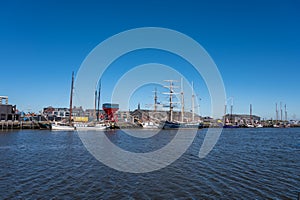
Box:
0, 0, 299, 119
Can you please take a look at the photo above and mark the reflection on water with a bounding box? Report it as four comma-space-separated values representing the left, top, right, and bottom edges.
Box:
0, 128, 299, 199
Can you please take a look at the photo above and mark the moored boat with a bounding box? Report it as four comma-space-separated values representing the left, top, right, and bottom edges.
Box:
74, 121, 108, 131
223, 123, 239, 128
51, 122, 75, 131
161, 121, 181, 129
246, 124, 255, 128
142, 121, 159, 129
181, 122, 203, 129
256, 124, 263, 128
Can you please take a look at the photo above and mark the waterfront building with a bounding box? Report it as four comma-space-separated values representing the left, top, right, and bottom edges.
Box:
72, 106, 85, 117
43, 106, 108, 121
117, 111, 132, 122
84, 108, 106, 120
84, 109, 96, 118
43, 106, 70, 120
290, 120, 300, 125
0, 96, 19, 121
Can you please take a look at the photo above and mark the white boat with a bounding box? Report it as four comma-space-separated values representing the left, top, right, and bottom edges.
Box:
142, 121, 159, 129
256, 124, 263, 128
95, 123, 107, 129
75, 123, 107, 131
51, 122, 75, 131
246, 124, 255, 128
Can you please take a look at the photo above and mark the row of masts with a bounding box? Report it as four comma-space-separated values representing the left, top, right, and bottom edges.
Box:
69, 72, 198, 124
224, 97, 234, 124
276, 102, 288, 122
69, 71, 102, 126
223, 96, 255, 124
69, 72, 288, 124
224, 98, 288, 124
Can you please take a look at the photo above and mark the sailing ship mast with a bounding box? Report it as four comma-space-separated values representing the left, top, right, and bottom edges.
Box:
191, 82, 195, 122
154, 88, 158, 112
94, 89, 97, 120
224, 102, 227, 124
280, 102, 283, 122
69, 71, 74, 126
224, 97, 233, 124
97, 80, 101, 121
250, 104, 253, 124
276, 103, 278, 123
163, 80, 178, 122
284, 104, 287, 122
230, 97, 233, 124
181, 78, 184, 122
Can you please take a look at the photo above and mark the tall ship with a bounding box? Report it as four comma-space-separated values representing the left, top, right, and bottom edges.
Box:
160, 79, 202, 129
161, 80, 181, 129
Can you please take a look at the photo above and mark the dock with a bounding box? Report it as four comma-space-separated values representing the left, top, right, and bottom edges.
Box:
0, 121, 51, 131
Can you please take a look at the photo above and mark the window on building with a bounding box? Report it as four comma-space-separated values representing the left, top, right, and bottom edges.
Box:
7, 114, 12, 120
1, 114, 6, 120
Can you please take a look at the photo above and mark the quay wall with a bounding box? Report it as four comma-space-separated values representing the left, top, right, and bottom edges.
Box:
0, 121, 50, 130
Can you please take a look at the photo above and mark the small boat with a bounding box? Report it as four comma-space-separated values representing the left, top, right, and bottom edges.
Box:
51, 122, 75, 131
223, 123, 239, 128
180, 122, 203, 129
74, 122, 107, 131
142, 121, 159, 129
256, 124, 263, 128
95, 123, 108, 129
246, 124, 255, 128
38, 122, 52, 130
75, 125, 107, 131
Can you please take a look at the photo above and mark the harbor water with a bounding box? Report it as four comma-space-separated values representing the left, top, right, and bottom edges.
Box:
0, 128, 299, 199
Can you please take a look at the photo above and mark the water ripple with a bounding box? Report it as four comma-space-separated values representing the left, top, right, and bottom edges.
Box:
0, 128, 299, 199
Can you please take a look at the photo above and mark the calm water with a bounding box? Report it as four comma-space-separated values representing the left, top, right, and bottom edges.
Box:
0, 128, 299, 199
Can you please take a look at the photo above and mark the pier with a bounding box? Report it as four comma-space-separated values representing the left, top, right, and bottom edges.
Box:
0, 120, 51, 130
